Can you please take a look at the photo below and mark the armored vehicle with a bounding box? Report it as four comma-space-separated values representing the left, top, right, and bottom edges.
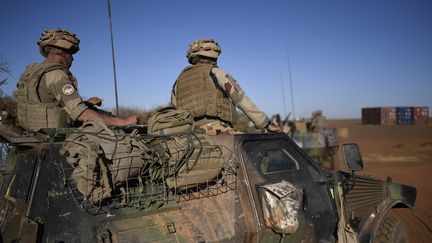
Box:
270, 114, 339, 168
290, 129, 339, 169
0, 125, 416, 242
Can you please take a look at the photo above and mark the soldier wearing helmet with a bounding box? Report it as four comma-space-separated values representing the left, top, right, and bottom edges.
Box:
15, 28, 138, 132
310, 109, 328, 132
171, 38, 280, 135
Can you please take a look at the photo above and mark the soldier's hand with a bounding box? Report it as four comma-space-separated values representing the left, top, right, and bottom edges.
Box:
86, 97, 103, 106
266, 122, 281, 133
124, 115, 140, 125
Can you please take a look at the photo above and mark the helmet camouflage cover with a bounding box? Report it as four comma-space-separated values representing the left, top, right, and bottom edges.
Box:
38, 28, 80, 57
312, 109, 323, 116
187, 38, 221, 61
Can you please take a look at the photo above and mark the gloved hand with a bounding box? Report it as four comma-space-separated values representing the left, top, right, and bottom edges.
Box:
266, 122, 281, 132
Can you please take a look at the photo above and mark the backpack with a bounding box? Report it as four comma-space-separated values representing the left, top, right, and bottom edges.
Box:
61, 120, 148, 203
147, 107, 194, 135
145, 133, 225, 190
61, 120, 226, 205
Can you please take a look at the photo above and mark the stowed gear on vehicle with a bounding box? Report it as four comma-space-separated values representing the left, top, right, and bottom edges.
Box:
0, 121, 416, 242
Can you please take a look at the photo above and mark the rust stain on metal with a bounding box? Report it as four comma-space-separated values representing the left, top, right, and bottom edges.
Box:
180, 191, 236, 241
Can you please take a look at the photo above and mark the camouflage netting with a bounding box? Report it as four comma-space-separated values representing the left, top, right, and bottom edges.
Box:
60, 120, 227, 205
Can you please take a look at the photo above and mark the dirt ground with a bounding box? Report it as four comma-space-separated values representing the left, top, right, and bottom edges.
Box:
327, 119, 432, 242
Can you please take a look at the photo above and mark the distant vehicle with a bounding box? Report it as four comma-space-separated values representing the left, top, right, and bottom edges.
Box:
290, 127, 339, 169
0, 125, 416, 242
273, 114, 339, 169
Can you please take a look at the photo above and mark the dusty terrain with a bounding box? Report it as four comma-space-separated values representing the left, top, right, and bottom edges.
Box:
327, 119, 432, 242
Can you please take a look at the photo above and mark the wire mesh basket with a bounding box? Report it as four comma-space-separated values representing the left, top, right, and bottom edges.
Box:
61, 133, 239, 215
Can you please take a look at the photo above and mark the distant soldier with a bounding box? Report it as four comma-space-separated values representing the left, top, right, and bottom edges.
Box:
15, 28, 139, 132
171, 38, 280, 135
310, 109, 328, 132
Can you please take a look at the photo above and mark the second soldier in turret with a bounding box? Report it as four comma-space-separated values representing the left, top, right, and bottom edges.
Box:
171, 38, 280, 135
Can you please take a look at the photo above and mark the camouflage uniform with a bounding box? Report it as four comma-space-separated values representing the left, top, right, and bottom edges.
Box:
310, 110, 328, 132
15, 29, 88, 132
171, 39, 269, 135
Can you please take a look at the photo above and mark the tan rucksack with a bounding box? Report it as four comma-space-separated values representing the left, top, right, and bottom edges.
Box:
145, 133, 225, 190
61, 120, 226, 204
61, 120, 148, 203
147, 107, 194, 135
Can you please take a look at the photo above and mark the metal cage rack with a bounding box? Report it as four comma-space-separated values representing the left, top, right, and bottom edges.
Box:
61, 141, 239, 216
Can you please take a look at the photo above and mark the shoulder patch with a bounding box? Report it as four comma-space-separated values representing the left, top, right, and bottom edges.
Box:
62, 84, 75, 96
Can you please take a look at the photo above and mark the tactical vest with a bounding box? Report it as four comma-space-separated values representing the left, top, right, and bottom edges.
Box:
16, 62, 77, 132
174, 64, 234, 123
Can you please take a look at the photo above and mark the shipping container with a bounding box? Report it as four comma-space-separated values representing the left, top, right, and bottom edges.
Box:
396, 107, 413, 125
362, 108, 380, 124
412, 106, 429, 125
362, 107, 396, 125
380, 107, 397, 125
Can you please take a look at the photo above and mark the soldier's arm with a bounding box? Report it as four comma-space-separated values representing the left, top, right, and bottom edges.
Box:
45, 70, 88, 120
211, 67, 270, 129
45, 70, 138, 126
78, 109, 139, 125
85, 96, 103, 106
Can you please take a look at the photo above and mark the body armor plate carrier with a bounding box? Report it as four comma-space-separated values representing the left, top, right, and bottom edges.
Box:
16, 62, 76, 132
174, 63, 234, 123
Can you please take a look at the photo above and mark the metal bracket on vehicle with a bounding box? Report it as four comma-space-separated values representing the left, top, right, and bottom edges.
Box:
166, 221, 176, 233
4, 174, 16, 203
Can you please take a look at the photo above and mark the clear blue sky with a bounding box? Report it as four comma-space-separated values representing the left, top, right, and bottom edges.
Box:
1, 0, 431, 119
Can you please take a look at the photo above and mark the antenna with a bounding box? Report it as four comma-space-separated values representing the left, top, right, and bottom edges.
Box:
286, 46, 295, 119
280, 72, 287, 118
107, 0, 120, 116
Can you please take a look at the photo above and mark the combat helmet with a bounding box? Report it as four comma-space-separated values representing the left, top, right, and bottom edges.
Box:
312, 109, 323, 117
187, 38, 221, 63
38, 28, 80, 57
